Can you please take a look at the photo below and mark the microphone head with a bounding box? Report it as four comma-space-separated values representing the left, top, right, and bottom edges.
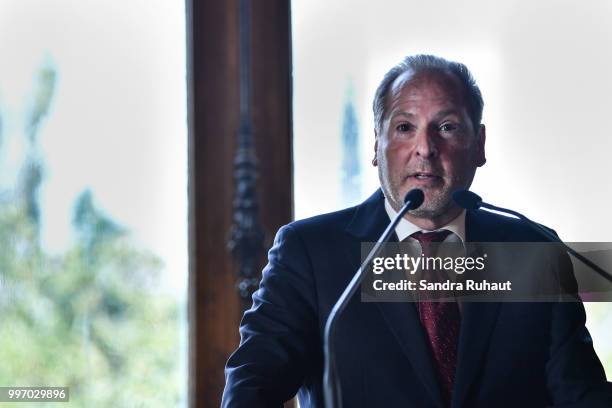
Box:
403, 189, 424, 210
453, 190, 482, 210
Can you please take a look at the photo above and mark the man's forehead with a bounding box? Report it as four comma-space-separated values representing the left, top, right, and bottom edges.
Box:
389, 69, 464, 105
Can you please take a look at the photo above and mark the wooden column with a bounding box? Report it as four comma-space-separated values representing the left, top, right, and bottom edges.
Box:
187, 1, 293, 407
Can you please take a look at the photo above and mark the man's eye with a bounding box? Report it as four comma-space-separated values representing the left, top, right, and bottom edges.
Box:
439, 123, 458, 132
396, 123, 412, 132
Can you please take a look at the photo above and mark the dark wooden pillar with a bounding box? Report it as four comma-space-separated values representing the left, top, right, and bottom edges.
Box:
187, 1, 292, 407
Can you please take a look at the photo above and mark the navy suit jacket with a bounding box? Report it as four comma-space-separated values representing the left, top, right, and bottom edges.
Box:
222, 190, 610, 407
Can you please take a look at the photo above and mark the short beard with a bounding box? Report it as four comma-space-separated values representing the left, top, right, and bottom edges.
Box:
383, 182, 453, 220
397, 186, 454, 220
378, 158, 457, 219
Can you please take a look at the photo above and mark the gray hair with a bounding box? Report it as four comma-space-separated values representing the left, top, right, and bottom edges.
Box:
373, 54, 484, 133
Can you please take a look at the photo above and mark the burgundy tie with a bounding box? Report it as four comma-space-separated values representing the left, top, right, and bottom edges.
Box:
410, 230, 460, 407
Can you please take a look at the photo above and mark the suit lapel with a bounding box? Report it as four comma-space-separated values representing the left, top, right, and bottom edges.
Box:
452, 210, 503, 408
452, 302, 500, 407
375, 302, 445, 407
345, 190, 444, 408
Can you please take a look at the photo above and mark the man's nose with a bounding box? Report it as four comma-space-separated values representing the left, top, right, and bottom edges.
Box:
414, 128, 438, 158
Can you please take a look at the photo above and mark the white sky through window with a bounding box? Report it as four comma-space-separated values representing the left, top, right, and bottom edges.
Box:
0, 0, 188, 295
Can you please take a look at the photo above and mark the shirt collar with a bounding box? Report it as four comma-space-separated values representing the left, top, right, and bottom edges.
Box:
384, 197, 466, 243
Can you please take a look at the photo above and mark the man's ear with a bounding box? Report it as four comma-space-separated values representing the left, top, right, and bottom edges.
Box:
476, 124, 486, 167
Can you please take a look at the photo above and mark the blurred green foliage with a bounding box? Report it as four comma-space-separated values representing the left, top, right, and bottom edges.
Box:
0, 62, 182, 407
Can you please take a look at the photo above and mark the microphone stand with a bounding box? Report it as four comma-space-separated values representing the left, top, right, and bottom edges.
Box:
448, 190, 612, 285
322, 192, 420, 408
478, 202, 612, 284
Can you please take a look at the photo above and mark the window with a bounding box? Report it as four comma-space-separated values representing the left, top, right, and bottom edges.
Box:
0, 1, 188, 406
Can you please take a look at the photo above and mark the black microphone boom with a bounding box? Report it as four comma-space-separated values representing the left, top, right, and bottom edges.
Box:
452, 190, 482, 211
323, 189, 424, 408
452, 190, 612, 284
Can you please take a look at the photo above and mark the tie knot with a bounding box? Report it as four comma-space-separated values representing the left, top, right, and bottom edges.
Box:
410, 229, 452, 244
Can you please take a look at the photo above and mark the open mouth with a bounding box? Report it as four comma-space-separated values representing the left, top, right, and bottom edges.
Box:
410, 172, 441, 180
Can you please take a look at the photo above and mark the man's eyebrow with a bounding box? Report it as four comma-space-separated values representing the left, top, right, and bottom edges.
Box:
389, 111, 415, 120
389, 109, 464, 121
434, 109, 462, 120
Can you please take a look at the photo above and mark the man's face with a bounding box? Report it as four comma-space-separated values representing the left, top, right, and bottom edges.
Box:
375, 70, 486, 223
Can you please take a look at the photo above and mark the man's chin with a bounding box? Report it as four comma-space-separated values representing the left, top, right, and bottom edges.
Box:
408, 195, 454, 219
388, 187, 451, 216
408, 207, 446, 220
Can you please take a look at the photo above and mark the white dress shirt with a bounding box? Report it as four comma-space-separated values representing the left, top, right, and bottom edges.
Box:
384, 197, 466, 245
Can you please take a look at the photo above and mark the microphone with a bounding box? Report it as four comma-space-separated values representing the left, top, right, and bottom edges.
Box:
452, 190, 482, 211
323, 189, 424, 408
452, 190, 612, 284
404, 188, 425, 209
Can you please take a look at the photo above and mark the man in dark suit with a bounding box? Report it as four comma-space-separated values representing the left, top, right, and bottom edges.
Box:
221, 55, 610, 407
